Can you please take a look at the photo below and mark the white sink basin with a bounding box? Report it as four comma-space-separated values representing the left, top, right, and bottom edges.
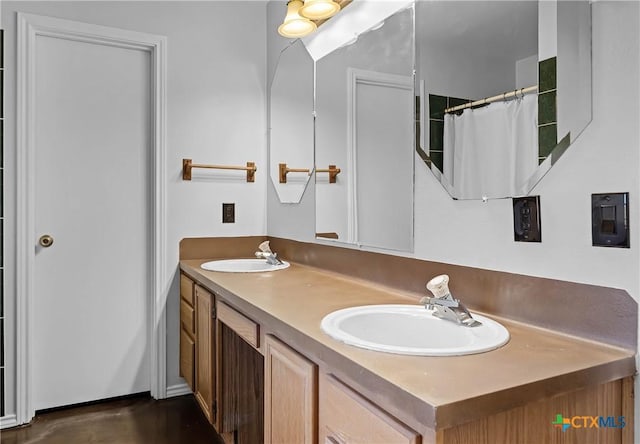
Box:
200, 259, 290, 273
321, 304, 509, 356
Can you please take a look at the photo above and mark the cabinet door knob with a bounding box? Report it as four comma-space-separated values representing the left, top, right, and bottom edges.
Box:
39, 234, 54, 248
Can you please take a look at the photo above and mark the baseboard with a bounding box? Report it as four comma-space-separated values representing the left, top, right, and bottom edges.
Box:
1, 414, 18, 429
166, 383, 191, 398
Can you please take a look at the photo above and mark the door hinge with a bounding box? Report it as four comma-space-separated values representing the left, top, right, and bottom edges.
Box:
212, 305, 217, 319
212, 400, 217, 416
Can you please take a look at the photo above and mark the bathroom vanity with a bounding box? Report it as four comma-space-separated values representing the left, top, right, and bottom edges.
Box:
179, 237, 635, 444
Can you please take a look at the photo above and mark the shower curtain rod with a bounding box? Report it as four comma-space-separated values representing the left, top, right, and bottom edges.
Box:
444, 85, 538, 114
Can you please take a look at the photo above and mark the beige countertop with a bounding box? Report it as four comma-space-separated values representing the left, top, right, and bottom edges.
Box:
180, 259, 635, 432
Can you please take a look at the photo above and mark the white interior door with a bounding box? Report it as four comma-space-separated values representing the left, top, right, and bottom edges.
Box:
349, 69, 414, 252
32, 28, 152, 411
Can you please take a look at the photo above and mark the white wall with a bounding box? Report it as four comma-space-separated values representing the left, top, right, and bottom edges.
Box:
2, 0, 267, 419
417, 43, 516, 102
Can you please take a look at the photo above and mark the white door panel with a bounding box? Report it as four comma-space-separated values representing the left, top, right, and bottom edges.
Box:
349, 70, 414, 252
33, 33, 151, 410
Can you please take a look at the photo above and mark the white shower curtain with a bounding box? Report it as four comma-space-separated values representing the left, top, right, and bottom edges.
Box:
443, 94, 538, 200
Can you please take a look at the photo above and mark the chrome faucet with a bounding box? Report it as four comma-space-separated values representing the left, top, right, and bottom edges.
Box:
255, 241, 284, 266
419, 274, 481, 327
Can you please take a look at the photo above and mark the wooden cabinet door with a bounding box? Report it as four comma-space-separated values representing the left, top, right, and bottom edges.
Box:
219, 322, 264, 444
319, 374, 420, 444
264, 335, 318, 444
195, 285, 215, 424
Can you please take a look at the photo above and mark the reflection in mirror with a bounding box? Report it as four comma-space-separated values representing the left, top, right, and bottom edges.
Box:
270, 39, 314, 203
416, 1, 591, 200
315, 6, 414, 252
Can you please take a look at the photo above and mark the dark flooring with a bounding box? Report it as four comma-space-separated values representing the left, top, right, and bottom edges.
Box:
1, 394, 226, 444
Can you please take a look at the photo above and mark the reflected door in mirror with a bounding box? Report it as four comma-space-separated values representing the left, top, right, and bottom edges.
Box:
351, 69, 414, 251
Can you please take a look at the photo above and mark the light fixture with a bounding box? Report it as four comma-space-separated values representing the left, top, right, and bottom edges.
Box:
278, 0, 317, 38
299, 0, 341, 21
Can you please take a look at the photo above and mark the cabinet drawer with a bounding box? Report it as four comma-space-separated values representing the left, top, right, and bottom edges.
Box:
217, 301, 260, 350
180, 273, 194, 306
180, 299, 195, 336
319, 374, 420, 444
180, 327, 195, 391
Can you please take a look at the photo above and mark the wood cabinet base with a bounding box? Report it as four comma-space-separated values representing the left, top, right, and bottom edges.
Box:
435, 376, 634, 444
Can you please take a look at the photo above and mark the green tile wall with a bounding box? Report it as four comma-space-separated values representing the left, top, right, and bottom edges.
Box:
539, 57, 556, 93
538, 90, 556, 126
538, 124, 558, 159
429, 120, 444, 151
429, 94, 446, 119
538, 57, 558, 163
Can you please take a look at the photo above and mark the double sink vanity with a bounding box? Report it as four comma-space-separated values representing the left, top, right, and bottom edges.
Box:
178, 236, 636, 444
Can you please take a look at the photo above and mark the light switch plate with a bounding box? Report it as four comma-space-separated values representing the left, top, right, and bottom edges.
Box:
513, 196, 541, 242
592, 192, 629, 248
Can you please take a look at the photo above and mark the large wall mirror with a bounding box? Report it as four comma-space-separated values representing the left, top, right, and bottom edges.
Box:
270, 39, 314, 203
314, 5, 415, 251
416, 1, 592, 200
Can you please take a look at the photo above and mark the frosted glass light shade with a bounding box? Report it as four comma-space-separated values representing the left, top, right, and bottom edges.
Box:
278, 0, 317, 38
299, 0, 341, 20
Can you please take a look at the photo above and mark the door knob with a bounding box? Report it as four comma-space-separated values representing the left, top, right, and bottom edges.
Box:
39, 234, 54, 248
